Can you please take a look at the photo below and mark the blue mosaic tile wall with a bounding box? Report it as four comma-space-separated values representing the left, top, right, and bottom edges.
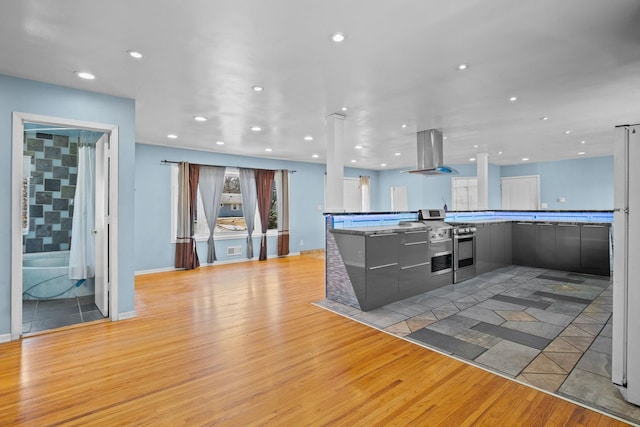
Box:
23, 133, 77, 253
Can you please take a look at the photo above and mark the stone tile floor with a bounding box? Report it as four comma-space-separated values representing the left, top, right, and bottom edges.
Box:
315, 265, 640, 425
22, 295, 104, 335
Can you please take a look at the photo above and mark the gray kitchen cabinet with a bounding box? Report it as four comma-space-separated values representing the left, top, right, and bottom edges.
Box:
512, 222, 536, 266
555, 224, 581, 272
536, 223, 556, 269
398, 230, 430, 299
476, 224, 491, 274
490, 223, 506, 271
580, 224, 610, 276
365, 233, 399, 310
503, 222, 513, 265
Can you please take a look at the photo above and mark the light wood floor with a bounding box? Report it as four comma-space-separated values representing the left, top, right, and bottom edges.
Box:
0, 254, 630, 426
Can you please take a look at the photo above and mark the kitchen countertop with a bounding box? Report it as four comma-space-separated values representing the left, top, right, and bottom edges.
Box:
447, 219, 611, 226
330, 222, 429, 235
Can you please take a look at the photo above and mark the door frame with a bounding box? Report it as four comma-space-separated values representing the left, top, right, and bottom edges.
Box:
11, 112, 119, 340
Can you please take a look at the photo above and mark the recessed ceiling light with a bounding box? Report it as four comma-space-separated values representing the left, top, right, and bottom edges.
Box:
216, 141, 224, 145
380, 163, 387, 167
394, 152, 401, 156
473, 144, 478, 148
330, 32, 346, 43
401, 124, 407, 128
580, 140, 586, 144
540, 117, 549, 121
252, 85, 264, 92
498, 151, 503, 155
341, 106, 348, 112
509, 96, 518, 102
469, 158, 476, 162
127, 50, 143, 59
443, 136, 447, 140
354, 145, 363, 149
350, 159, 356, 163
312, 154, 319, 158
522, 157, 529, 161
265, 148, 272, 152
167, 134, 177, 139
304, 135, 313, 141
75, 71, 95, 80
457, 64, 468, 70
193, 115, 208, 122
564, 130, 572, 134
251, 126, 262, 132
578, 151, 586, 155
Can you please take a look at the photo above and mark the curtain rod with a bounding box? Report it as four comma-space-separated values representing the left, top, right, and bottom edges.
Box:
160, 160, 295, 173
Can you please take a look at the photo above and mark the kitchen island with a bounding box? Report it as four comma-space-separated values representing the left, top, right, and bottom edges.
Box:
325, 210, 613, 312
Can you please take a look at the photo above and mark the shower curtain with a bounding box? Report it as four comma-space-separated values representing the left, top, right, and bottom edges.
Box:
69, 141, 97, 280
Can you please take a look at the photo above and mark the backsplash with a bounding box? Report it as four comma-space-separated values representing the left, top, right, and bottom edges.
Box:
23, 133, 77, 253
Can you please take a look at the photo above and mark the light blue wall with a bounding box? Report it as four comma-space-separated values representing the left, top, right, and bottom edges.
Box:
134, 143, 380, 271
376, 163, 479, 211
0, 74, 136, 334
501, 156, 613, 210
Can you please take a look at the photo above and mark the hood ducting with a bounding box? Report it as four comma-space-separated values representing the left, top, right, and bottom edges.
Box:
407, 129, 458, 175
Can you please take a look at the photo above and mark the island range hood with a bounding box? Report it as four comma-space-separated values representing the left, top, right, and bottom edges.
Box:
406, 129, 458, 175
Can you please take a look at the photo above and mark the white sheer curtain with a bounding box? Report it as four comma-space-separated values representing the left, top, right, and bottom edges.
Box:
199, 165, 226, 263
239, 168, 257, 258
359, 175, 371, 212
69, 141, 98, 280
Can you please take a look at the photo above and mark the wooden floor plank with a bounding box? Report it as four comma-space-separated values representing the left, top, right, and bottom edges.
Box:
0, 255, 630, 425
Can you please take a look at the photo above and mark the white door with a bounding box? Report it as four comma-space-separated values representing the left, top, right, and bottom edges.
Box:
94, 134, 109, 316
501, 176, 540, 209
391, 186, 408, 211
343, 178, 361, 212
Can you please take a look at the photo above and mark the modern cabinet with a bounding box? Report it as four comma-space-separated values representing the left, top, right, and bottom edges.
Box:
365, 233, 399, 310
398, 230, 430, 299
512, 222, 537, 266
536, 223, 556, 269
476, 222, 513, 274
555, 224, 581, 271
580, 224, 610, 276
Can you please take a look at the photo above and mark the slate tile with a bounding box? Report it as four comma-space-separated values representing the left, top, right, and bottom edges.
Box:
458, 306, 506, 325
545, 337, 587, 353
491, 294, 550, 309
501, 320, 564, 340
533, 291, 593, 305
385, 321, 411, 337
52, 198, 69, 211
523, 353, 568, 374
524, 307, 573, 327
407, 328, 487, 360
576, 350, 611, 378
35, 158, 53, 172
52, 166, 69, 179
35, 191, 52, 205
519, 373, 567, 393
29, 204, 43, 218
61, 185, 76, 199
495, 310, 537, 322
44, 178, 61, 191
474, 340, 540, 377
44, 211, 61, 224
544, 351, 582, 373
473, 322, 552, 349
426, 314, 480, 336
61, 154, 77, 167
432, 302, 459, 320
589, 336, 612, 355
53, 135, 69, 147
44, 146, 61, 159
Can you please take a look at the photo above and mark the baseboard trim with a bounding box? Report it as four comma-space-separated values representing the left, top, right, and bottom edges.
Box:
0, 333, 12, 343
117, 311, 137, 321
134, 251, 317, 275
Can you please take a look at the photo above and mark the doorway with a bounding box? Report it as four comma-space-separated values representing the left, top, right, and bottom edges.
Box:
11, 112, 119, 339
501, 175, 540, 210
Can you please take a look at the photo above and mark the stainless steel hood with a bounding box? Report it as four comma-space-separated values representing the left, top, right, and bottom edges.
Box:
406, 129, 458, 175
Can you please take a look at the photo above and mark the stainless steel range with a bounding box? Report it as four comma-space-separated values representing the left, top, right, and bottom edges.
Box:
453, 225, 477, 283
416, 209, 454, 277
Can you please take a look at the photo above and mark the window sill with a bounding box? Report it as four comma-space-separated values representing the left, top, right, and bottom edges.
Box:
172, 230, 278, 243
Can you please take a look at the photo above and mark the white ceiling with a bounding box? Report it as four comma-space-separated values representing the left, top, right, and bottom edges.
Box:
2, 0, 640, 170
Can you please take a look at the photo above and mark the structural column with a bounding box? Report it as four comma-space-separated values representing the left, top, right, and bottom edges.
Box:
325, 113, 345, 212
477, 152, 489, 210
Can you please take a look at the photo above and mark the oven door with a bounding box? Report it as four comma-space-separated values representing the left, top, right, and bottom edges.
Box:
454, 235, 476, 270
431, 250, 453, 275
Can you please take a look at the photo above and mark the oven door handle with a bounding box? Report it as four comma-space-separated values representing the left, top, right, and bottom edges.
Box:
432, 251, 451, 257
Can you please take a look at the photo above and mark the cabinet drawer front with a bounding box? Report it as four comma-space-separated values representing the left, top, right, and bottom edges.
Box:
367, 233, 399, 267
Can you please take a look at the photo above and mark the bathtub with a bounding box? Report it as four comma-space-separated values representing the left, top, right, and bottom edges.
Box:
23, 251, 95, 300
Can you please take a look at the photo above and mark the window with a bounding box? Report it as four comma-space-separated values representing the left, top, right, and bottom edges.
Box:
170, 165, 277, 242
